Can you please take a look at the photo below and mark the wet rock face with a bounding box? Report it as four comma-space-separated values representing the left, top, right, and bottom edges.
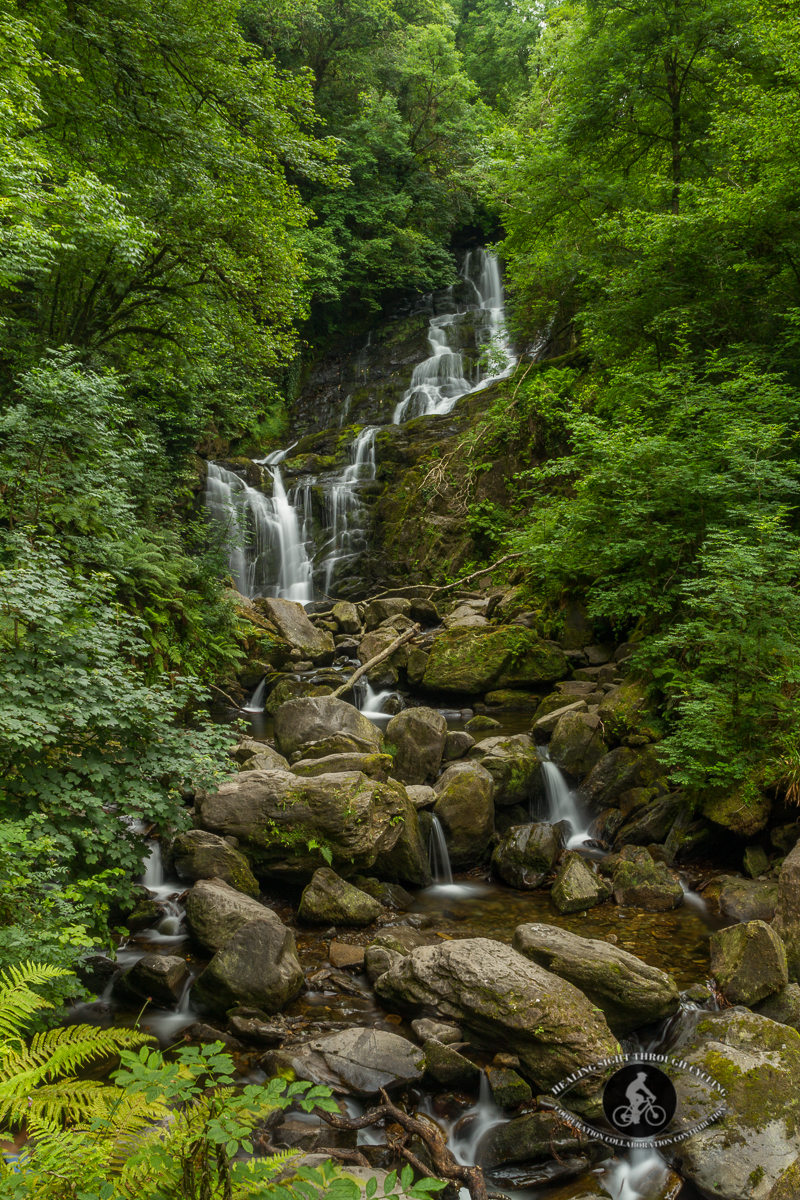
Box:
674, 1009, 800, 1200
185, 878, 282, 953
550, 852, 608, 915
273, 696, 382, 760
195, 768, 411, 882
710, 919, 788, 1006
384, 706, 447, 784
172, 829, 259, 897
513, 922, 680, 1036
469, 734, 543, 808
421, 625, 568, 694
373, 937, 620, 1094
772, 841, 800, 982
610, 845, 684, 911
548, 711, 607, 777
298, 867, 382, 926
432, 761, 495, 868
116, 954, 189, 1007
264, 1027, 426, 1097
259, 598, 336, 663
491, 822, 562, 890
193, 917, 304, 1016
476, 1110, 596, 1170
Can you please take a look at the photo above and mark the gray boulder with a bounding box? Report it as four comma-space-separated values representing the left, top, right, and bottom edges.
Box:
273, 696, 382, 760
476, 1111, 593, 1169
549, 711, 607, 777
364, 597, 412, 631
533, 700, 588, 739
611, 845, 683, 910
613, 792, 685, 848
264, 1027, 424, 1096
772, 841, 800, 982
384, 707, 447, 784
259, 598, 336, 663
185, 878, 281, 952
576, 745, 667, 809
373, 937, 620, 1093
298, 868, 382, 926
172, 829, 259, 897
491, 823, 561, 890
443, 731, 475, 761
423, 1039, 480, 1087
290, 752, 393, 781
717, 875, 778, 922
550, 852, 607, 914
753, 983, 800, 1031
117, 954, 189, 1007
469, 734, 543, 807
196, 768, 411, 882
193, 918, 304, 1015
433, 761, 495, 868
513, 922, 680, 1036
331, 600, 360, 634
406, 784, 435, 808
675, 1009, 800, 1200
710, 920, 788, 1006
411, 1018, 462, 1044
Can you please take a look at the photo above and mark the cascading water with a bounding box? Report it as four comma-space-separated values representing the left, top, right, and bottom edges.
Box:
318, 425, 377, 594
428, 815, 454, 886
393, 249, 516, 424
541, 757, 593, 849
205, 462, 312, 601
243, 677, 268, 713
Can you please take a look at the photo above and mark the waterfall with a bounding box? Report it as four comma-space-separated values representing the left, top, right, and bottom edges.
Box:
318, 426, 376, 595
428, 816, 453, 885
541, 759, 592, 849
204, 461, 312, 601
243, 677, 268, 713
393, 249, 516, 424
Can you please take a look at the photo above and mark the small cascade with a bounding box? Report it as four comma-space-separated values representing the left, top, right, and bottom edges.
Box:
393, 249, 516, 424
445, 1072, 505, 1167
541, 758, 593, 849
602, 1147, 673, 1200
205, 461, 312, 601
318, 426, 377, 595
356, 678, 401, 718
243, 677, 268, 713
428, 816, 454, 886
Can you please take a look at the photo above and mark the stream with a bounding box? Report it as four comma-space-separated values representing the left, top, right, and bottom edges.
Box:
74, 249, 725, 1199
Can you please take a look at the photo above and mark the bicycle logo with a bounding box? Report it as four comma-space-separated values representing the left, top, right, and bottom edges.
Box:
603, 1062, 676, 1138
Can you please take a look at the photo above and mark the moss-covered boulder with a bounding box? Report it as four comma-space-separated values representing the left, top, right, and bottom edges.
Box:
717, 875, 778, 922
259, 598, 336, 663
513, 922, 680, 1036
384, 707, 447, 784
264, 677, 332, 714
491, 823, 562, 890
548, 711, 607, 777
485, 1065, 532, 1108
432, 761, 495, 868
373, 938, 620, 1094
116, 954, 189, 1007
331, 600, 360, 634
611, 846, 683, 911
710, 920, 788, 1006
172, 830, 259, 897
290, 752, 393, 781
364, 597, 412, 630
575, 745, 667, 809
476, 1110, 594, 1170
675, 1009, 800, 1200
469, 734, 543, 807
298, 867, 383, 926
423, 1038, 481, 1088
597, 680, 662, 745
701, 781, 772, 838
196, 768, 411, 882
550, 852, 607, 914
613, 792, 685, 849
185, 878, 282, 953
484, 689, 545, 711
421, 626, 567, 694
443, 730, 475, 760
753, 983, 800, 1032
357, 628, 406, 687
771, 841, 800, 982
373, 788, 432, 886
193, 917, 304, 1016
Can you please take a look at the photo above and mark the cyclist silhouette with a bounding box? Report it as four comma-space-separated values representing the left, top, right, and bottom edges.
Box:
611, 1070, 667, 1129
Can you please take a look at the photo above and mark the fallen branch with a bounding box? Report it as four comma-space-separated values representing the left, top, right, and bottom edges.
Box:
209, 683, 247, 710
314, 1088, 490, 1200
368, 552, 524, 603
330, 625, 421, 699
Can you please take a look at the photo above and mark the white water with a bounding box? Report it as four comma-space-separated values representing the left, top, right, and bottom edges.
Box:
243, 677, 268, 713
205, 461, 312, 601
541, 758, 593, 849
428, 815, 454, 885
393, 249, 516, 424
602, 1147, 672, 1200
356, 679, 400, 719
319, 425, 377, 594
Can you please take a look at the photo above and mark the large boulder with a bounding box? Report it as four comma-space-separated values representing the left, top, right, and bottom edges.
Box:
298, 868, 382, 926
491, 823, 561, 890
596, 680, 661, 745
575, 745, 667, 809
548, 712, 607, 777
264, 679, 332, 715
258, 598, 336, 663
753, 983, 800, 1032
611, 845, 683, 911
772, 841, 800, 982
710, 920, 788, 1006
432, 761, 495, 868
469, 734, 543, 808
331, 600, 360, 634
357, 628, 406, 688
290, 752, 393, 781
233, 738, 290, 773
193, 917, 304, 1015
263, 1027, 424, 1097
196, 769, 411, 882
373, 938, 620, 1094
701, 781, 772, 838
172, 830, 259, 897
273, 696, 381, 760
421, 626, 567, 694
384, 707, 447, 784
364, 598, 412, 631
550, 852, 607, 914
116, 954, 189, 1007
717, 875, 778, 922
613, 792, 685, 848
373, 795, 432, 887
185, 878, 282, 952
512, 922, 680, 1036
673, 1009, 800, 1200
476, 1111, 596, 1170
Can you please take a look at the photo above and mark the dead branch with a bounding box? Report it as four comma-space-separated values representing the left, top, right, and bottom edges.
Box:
209, 683, 247, 710
314, 1088, 490, 1200
368, 551, 524, 603
329, 625, 421, 699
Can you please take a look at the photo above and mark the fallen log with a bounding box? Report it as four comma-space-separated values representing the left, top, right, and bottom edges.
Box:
329, 624, 421, 699
368, 552, 523, 603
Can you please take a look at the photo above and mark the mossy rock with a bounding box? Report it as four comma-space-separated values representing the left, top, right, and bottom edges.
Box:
702, 782, 772, 838
597, 680, 663, 745
422, 625, 567, 694
265, 677, 332, 715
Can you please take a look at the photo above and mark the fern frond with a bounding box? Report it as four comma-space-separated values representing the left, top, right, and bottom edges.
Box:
0, 1079, 124, 1126
0, 961, 70, 1043
7, 1022, 150, 1080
